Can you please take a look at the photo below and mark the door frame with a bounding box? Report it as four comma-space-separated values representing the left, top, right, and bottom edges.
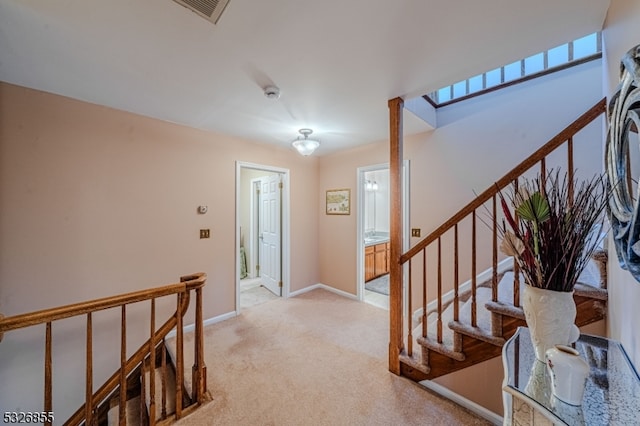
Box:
235, 161, 290, 313
356, 161, 410, 302
249, 178, 261, 279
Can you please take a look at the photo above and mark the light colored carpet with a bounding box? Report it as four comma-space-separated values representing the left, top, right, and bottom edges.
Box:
171, 289, 491, 426
240, 278, 279, 309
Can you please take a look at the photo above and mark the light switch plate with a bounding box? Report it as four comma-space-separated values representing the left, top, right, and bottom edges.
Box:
200, 229, 210, 239
411, 228, 421, 238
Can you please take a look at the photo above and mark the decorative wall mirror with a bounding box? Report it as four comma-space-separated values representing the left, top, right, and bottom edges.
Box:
606, 44, 640, 282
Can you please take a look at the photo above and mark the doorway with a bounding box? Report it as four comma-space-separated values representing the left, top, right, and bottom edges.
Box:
357, 161, 410, 309
236, 162, 290, 312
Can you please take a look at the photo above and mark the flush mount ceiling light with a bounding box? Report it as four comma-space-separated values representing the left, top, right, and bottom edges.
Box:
292, 128, 320, 156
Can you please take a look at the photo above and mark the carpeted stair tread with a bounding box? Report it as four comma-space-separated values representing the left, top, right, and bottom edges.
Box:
416, 289, 494, 359
164, 337, 194, 400
484, 300, 525, 320
107, 396, 142, 426
418, 296, 467, 351
574, 283, 608, 300
458, 288, 493, 333
482, 271, 526, 320
416, 335, 466, 361
447, 321, 506, 346
144, 365, 177, 420
399, 351, 432, 375
416, 271, 509, 355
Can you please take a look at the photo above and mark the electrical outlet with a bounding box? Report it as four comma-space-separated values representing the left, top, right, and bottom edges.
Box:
411, 228, 421, 238
200, 229, 210, 239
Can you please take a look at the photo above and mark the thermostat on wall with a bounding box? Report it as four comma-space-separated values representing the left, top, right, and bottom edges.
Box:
198, 205, 208, 214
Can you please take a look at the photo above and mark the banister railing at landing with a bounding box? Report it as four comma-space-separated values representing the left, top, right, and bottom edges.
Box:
396, 98, 606, 358
0, 272, 208, 426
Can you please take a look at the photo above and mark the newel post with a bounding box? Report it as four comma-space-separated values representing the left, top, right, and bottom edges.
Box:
388, 97, 404, 375
180, 274, 207, 404
193, 286, 206, 403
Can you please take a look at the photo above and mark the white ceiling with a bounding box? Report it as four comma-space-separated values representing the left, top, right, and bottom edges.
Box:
0, 0, 610, 155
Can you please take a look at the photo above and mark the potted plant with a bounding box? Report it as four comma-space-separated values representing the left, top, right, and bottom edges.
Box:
497, 169, 610, 361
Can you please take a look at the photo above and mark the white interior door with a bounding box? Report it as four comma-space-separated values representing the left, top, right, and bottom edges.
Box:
258, 174, 282, 296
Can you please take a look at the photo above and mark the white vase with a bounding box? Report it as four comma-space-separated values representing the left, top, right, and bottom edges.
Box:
522, 285, 580, 362
545, 344, 590, 406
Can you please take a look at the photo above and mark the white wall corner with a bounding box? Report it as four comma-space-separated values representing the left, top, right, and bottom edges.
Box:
289, 283, 358, 300
404, 96, 437, 130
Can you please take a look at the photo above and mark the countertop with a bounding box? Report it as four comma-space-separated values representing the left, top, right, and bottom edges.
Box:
502, 327, 640, 425
364, 233, 390, 247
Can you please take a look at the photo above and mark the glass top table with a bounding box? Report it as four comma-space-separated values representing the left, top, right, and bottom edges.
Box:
502, 327, 640, 425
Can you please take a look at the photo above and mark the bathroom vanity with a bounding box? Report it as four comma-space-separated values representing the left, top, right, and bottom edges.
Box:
364, 235, 389, 282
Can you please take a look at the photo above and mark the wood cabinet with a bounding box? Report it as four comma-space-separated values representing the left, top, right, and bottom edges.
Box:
374, 243, 389, 277
365, 246, 376, 282
365, 242, 389, 282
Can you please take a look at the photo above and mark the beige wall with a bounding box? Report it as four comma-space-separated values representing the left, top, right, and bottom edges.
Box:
319, 143, 389, 293
603, 0, 640, 368
0, 82, 319, 418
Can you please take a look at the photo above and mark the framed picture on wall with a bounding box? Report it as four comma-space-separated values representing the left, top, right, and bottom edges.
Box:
326, 188, 350, 215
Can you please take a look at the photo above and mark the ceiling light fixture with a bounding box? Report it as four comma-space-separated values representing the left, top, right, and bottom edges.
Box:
292, 128, 320, 156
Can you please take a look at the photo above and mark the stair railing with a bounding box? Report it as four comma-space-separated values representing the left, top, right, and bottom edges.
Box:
395, 98, 606, 360
0, 272, 208, 426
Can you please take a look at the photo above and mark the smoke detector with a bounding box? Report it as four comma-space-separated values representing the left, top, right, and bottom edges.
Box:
264, 86, 281, 100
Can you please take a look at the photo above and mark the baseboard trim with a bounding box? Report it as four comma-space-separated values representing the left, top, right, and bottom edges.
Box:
289, 283, 358, 300
166, 310, 237, 339
170, 283, 358, 337
419, 380, 503, 425
288, 283, 322, 297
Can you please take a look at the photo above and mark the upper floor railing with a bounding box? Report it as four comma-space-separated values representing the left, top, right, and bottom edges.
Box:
0, 272, 208, 425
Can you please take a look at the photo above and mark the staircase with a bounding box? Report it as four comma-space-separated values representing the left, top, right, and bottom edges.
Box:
0, 273, 210, 426
105, 343, 180, 426
387, 98, 609, 381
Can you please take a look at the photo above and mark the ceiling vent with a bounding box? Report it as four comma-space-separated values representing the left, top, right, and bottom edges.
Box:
172, 0, 230, 25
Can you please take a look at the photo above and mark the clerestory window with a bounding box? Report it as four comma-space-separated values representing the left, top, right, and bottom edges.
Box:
425, 32, 602, 107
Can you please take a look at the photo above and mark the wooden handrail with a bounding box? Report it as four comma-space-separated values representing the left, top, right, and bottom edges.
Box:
0, 275, 205, 333
64, 273, 206, 426
0, 273, 207, 426
399, 98, 606, 264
